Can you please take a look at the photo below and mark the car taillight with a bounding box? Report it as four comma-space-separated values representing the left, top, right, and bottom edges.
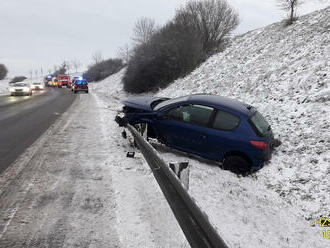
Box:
250, 140, 268, 150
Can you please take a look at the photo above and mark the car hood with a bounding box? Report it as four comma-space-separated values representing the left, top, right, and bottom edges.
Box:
121, 96, 168, 112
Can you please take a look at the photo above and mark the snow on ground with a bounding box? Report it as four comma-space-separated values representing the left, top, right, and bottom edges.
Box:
0, 79, 9, 95
90, 7, 330, 248
0, 83, 188, 247
158, 6, 330, 221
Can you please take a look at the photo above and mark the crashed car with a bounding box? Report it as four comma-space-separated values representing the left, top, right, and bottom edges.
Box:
116, 94, 276, 173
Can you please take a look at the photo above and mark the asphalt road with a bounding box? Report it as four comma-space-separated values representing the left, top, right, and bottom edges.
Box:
0, 88, 76, 174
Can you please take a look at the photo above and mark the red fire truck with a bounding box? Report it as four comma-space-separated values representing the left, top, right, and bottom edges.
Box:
57, 75, 71, 88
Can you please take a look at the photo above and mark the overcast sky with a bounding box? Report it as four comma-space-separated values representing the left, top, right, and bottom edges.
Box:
0, 0, 329, 77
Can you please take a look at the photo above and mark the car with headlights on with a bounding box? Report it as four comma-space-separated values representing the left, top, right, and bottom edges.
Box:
10, 82, 33, 96
115, 94, 276, 173
31, 82, 45, 90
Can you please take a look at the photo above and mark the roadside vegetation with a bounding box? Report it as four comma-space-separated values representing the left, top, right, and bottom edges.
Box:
0, 64, 8, 80
123, 0, 239, 93
277, 0, 303, 25
83, 58, 123, 82
52, 62, 67, 77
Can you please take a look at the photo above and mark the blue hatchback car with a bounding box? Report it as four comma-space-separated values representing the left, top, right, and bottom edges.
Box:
116, 94, 275, 173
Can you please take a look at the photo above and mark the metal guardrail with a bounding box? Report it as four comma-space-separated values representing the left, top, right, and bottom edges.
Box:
127, 124, 229, 248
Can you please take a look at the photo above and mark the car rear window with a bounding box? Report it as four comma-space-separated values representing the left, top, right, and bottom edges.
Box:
250, 111, 270, 137
213, 110, 240, 130
76, 80, 87, 85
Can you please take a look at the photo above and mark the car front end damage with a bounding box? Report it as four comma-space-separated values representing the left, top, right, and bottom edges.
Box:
115, 105, 154, 127
115, 96, 168, 127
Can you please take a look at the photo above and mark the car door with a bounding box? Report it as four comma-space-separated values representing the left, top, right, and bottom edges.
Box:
204, 109, 241, 160
154, 104, 215, 155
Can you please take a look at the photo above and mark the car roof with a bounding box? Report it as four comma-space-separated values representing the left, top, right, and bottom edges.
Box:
187, 94, 254, 117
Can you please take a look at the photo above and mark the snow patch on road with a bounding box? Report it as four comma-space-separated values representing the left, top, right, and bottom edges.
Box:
93, 91, 189, 248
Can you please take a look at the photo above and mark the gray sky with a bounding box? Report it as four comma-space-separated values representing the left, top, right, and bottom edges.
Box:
0, 0, 329, 77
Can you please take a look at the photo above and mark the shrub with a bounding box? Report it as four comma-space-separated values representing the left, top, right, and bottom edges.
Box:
124, 22, 204, 93
83, 58, 123, 82
0, 64, 8, 80
123, 0, 239, 93
9, 76, 27, 84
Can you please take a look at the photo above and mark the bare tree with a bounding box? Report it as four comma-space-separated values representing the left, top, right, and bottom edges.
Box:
132, 17, 157, 45
66, 61, 71, 75
92, 50, 103, 65
71, 58, 81, 73
29, 70, 33, 79
117, 43, 131, 64
175, 0, 239, 54
277, 0, 304, 24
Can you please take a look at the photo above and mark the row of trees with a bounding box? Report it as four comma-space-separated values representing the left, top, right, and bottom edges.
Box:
83, 58, 123, 82
123, 0, 239, 93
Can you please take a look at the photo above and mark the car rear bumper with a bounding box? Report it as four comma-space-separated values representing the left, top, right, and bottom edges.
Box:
74, 87, 88, 90
251, 147, 273, 171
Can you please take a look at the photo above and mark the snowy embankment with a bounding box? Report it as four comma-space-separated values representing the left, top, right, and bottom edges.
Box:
91, 7, 329, 248
0, 79, 9, 95
159, 7, 330, 221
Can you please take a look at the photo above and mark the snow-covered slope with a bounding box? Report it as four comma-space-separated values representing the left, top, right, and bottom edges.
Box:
90, 67, 126, 99
0, 79, 9, 95
158, 7, 330, 221
90, 8, 329, 248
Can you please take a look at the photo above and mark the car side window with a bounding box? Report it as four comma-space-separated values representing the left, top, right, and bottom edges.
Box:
213, 110, 240, 130
166, 104, 214, 126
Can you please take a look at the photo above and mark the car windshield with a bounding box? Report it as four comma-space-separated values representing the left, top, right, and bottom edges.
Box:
14, 83, 28, 87
153, 96, 189, 110
250, 111, 270, 137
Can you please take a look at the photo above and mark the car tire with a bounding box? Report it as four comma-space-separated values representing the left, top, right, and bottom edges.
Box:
85, 90, 88, 93
74, 90, 77, 94
223, 155, 251, 174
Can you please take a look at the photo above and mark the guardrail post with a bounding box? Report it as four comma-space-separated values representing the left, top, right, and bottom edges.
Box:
169, 162, 190, 190
126, 124, 229, 248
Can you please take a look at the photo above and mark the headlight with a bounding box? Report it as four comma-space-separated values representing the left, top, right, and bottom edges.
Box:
23, 87, 30, 92
9, 88, 15, 92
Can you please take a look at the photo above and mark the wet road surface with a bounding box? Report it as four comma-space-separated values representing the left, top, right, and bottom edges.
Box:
0, 88, 76, 174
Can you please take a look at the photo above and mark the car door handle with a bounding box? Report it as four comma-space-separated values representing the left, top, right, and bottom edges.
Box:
201, 134, 207, 139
